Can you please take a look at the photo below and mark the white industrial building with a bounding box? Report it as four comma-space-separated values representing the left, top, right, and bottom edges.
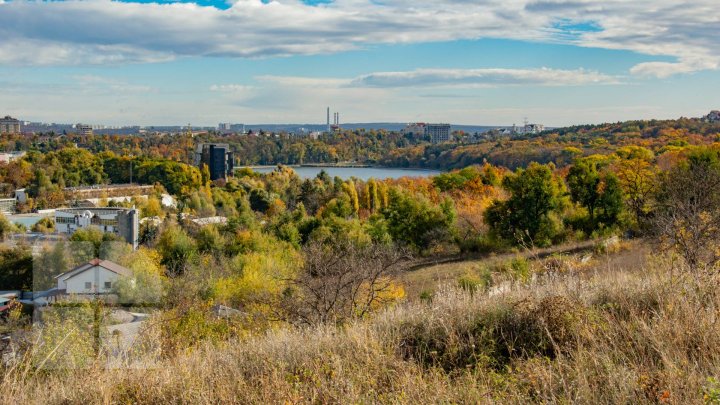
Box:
55, 207, 139, 249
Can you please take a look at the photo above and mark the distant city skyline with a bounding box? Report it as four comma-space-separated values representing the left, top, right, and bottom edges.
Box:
1, 0, 718, 127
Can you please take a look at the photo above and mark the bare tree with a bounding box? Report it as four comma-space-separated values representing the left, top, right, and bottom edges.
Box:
282, 241, 411, 326
652, 153, 720, 271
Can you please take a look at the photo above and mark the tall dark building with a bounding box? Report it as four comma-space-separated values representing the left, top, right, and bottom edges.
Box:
195, 143, 234, 180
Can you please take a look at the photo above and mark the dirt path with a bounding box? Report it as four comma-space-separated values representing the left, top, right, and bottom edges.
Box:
403, 239, 599, 273
399, 239, 617, 300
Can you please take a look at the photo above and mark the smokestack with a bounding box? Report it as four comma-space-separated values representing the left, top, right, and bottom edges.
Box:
337, 112, 340, 126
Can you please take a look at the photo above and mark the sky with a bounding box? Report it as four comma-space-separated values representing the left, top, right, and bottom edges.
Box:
0, 0, 719, 127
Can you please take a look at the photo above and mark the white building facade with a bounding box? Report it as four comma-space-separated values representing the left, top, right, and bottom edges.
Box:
425, 123, 452, 144
55, 207, 139, 249
0, 116, 21, 135
75, 123, 93, 136
55, 259, 132, 295
401, 123, 427, 137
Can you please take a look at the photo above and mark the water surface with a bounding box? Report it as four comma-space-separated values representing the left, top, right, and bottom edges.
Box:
249, 166, 441, 180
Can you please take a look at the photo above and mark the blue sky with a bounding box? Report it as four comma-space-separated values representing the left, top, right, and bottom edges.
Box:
0, 0, 718, 126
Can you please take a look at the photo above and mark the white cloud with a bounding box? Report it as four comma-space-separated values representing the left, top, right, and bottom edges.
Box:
209, 84, 254, 92
251, 67, 619, 90
72, 75, 155, 93
0, 0, 717, 76
350, 68, 620, 87
255, 75, 351, 88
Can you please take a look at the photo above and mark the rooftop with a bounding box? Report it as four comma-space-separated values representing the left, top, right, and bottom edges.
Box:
55, 258, 133, 281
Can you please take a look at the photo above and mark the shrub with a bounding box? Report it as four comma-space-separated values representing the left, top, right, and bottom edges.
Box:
457, 267, 492, 294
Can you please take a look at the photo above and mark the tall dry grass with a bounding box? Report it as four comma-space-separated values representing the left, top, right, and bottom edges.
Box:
2, 253, 720, 404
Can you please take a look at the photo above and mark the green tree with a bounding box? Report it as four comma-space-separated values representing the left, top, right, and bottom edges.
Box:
156, 225, 197, 274
567, 158, 623, 230
249, 188, 273, 213
196, 225, 224, 256
485, 162, 563, 246
382, 188, 456, 250
69, 227, 125, 259
0, 247, 33, 290
0, 212, 13, 241
33, 242, 71, 290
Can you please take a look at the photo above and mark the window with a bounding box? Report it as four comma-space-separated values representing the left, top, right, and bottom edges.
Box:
104, 281, 112, 289
56, 216, 74, 224
85, 282, 92, 289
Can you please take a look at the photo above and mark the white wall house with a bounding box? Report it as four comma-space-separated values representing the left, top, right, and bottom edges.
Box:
55, 259, 132, 295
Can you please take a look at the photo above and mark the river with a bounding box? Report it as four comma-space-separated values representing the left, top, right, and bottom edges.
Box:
248, 166, 441, 180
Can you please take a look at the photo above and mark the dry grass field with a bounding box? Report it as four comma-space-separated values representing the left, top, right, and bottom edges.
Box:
3, 241, 720, 404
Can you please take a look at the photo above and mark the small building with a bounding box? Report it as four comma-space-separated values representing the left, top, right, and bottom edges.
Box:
14, 188, 27, 204
0, 151, 26, 164
0, 198, 16, 215
55, 207, 139, 249
524, 123, 545, 134
75, 123, 93, 136
55, 259, 132, 295
190, 216, 228, 227
0, 116, 21, 135
402, 123, 427, 137
512, 122, 545, 135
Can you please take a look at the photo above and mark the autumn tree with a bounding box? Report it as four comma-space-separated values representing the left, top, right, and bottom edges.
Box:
156, 225, 198, 274
613, 147, 658, 230
0, 213, 13, 241
282, 241, 409, 325
652, 148, 720, 270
